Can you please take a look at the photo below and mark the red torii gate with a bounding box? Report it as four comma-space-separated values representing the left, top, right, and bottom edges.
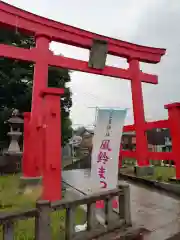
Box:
0, 2, 166, 201
120, 103, 180, 180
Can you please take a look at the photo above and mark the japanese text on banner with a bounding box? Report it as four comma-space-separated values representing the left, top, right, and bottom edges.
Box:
97, 111, 113, 189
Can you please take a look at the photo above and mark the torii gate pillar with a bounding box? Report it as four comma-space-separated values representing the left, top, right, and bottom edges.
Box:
29, 34, 51, 178
40, 88, 64, 201
165, 103, 180, 179
129, 59, 149, 166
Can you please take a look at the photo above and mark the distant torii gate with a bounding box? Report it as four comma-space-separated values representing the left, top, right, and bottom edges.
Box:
0, 2, 165, 201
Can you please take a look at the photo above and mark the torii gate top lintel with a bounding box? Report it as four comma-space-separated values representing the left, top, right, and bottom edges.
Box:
0, 1, 165, 65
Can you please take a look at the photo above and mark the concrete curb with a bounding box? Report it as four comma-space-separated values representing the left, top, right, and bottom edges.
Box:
119, 173, 180, 197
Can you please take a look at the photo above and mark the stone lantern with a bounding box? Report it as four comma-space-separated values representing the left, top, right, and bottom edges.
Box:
6, 109, 24, 155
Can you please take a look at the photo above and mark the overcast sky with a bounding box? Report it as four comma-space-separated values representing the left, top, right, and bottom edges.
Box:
2, 0, 180, 127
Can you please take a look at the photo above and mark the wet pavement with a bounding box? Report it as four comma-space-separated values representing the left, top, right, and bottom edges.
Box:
129, 182, 180, 239
62, 169, 180, 240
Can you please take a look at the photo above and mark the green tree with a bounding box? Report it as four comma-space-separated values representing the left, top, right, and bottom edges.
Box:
0, 28, 72, 145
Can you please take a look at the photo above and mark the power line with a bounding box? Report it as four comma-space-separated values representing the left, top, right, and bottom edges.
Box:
72, 89, 120, 107
71, 89, 165, 126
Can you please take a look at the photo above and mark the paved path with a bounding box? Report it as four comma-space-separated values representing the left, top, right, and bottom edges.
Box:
62, 169, 180, 240
128, 181, 180, 239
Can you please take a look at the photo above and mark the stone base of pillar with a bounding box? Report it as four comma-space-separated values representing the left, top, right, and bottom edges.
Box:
19, 176, 42, 196
20, 176, 42, 185
169, 177, 180, 184
134, 166, 154, 177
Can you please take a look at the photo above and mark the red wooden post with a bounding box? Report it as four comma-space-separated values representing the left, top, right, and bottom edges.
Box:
22, 112, 32, 177
165, 103, 180, 179
129, 58, 149, 166
40, 88, 64, 201
30, 34, 51, 177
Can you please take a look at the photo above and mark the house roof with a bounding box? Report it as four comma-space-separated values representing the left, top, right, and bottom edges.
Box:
74, 127, 94, 136
74, 127, 86, 136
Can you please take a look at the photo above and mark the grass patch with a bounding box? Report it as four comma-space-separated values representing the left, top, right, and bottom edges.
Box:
121, 158, 176, 182
0, 173, 36, 211
0, 174, 86, 239
144, 166, 176, 182
122, 158, 136, 166
120, 164, 176, 182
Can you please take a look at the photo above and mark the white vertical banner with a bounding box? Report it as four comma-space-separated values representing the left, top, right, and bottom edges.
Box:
90, 108, 127, 192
